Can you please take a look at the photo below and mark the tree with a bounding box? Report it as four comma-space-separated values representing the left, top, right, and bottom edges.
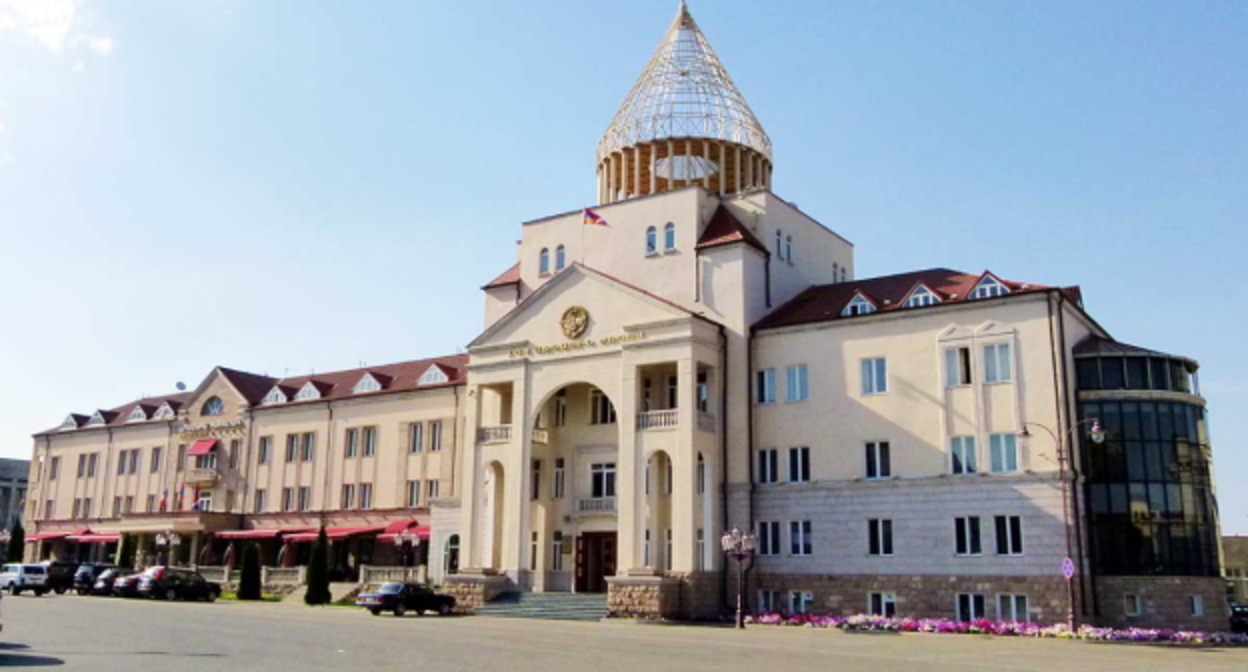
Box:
303, 526, 331, 606
6, 522, 24, 563
238, 543, 262, 601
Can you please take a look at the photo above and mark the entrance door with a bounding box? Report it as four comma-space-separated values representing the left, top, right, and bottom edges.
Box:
574, 532, 617, 593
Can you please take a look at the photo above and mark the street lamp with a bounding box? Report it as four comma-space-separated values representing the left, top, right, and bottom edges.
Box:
721, 527, 757, 629
393, 529, 420, 570
1017, 418, 1104, 631
155, 529, 181, 567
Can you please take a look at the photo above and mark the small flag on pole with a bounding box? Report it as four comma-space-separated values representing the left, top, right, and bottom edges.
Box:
159, 489, 168, 512
582, 208, 609, 227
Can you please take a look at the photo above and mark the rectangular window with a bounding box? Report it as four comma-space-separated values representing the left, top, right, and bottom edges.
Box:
297, 486, 311, 511
589, 390, 617, 425
790, 520, 813, 555
72, 498, 81, 519
426, 480, 439, 500
341, 484, 356, 509
865, 441, 891, 479
1190, 595, 1204, 616
285, 436, 298, 463
957, 593, 986, 622
552, 532, 565, 571
150, 448, 161, 473
344, 428, 359, 458
113, 496, 122, 517
87, 453, 98, 477
868, 518, 894, 556
946, 347, 973, 387
552, 458, 565, 499
697, 372, 709, 413
861, 358, 888, 395
117, 452, 127, 476
409, 423, 423, 453
176, 445, 186, 471
989, 433, 1019, 473
951, 436, 977, 475
696, 529, 705, 571
253, 489, 266, 514
998, 594, 1030, 622
983, 343, 1013, 383
406, 480, 420, 507
530, 532, 539, 572
789, 591, 814, 615
994, 515, 1024, 555
256, 437, 270, 465
362, 427, 377, 457
788, 447, 810, 483
755, 369, 776, 404
430, 421, 443, 451
300, 433, 315, 461
756, 449, 778, 484
196, 490, 212, 512
869, 592, 897, 617
785, 365, 809, 403
530, 460, 542, 501
49, 456, 60, 480
282, 487, 294, 512
757, 589, 781, 614
359, 483, 373, 509
77, 454, 86, 478
82, 498, 92, 517
664, 529, 673, 571
228, 440, 240, 469
955, 516, 982, 556
554, 395, 568, 427
1124, 594, 1141, 616
757, 521, 781, 556
665, 374, 678, 409
590, 463, 617, 498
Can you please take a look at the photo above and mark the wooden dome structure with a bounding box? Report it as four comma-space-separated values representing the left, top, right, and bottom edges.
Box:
597, 2, 772, 204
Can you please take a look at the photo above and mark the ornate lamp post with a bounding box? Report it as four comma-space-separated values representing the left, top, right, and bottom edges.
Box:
1018, 418, 1104, 631
721, 527, 757, 629
393, 529, 420, 571
154, 529, 182, 567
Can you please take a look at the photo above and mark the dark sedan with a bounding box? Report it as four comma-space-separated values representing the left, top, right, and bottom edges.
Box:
89, 568, 130, 596
74, 564, 117, 595
137, 567, 221, 602
111, 573, 143, 598
355, 582, 456, 617
1231, 604, 1248, 635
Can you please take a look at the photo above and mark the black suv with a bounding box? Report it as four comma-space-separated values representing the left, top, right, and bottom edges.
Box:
355, 582, 456, 617
1231, 603, 1248, 635
41, 561, 79, 595
137, 567, 221, 602
74, 564, 118, 595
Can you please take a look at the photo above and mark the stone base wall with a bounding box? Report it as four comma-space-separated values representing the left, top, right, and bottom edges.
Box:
443, 574, 509, 611
1092, 575, 1229, 632
749, 573, 1070, 624
606, 576, 680, 619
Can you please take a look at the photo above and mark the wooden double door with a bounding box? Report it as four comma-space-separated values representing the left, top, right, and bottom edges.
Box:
574, 532, 617, 593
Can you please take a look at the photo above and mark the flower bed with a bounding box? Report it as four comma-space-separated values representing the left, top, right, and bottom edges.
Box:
743, 613, 1248, 646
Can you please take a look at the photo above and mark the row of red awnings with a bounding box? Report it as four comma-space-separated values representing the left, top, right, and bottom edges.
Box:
28, 520, 429, 545
27, 529, 119, 544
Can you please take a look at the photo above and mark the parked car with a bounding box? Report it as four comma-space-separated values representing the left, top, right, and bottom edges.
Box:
1231, 603, 1248, 635
355, 582, 456, 617
111, 572, 143, 598
40, 561, 79, 595
89, 568, 130, 596
73, 564, 116, 595
137, 567, 221, 602
0, 564, 49, 596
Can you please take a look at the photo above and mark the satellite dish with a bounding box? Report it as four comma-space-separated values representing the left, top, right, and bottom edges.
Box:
176, 382, 187, 391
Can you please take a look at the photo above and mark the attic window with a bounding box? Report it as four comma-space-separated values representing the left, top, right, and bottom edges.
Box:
153, 403, 175, 420
354, 374, 382, 394
903, 285, 941, 308
87, 412, 106, 427
418, 365, 449, 386
127, 406, 147, 423
59, 415, 78, 431
970, 276, 1009, 300
202, 396, 225, 416
295, 382, 321, 401
842, 293, 877, 317
262, 387, 287, 405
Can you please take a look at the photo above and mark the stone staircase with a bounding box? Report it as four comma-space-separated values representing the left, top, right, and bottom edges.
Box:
474, 592, 608, 622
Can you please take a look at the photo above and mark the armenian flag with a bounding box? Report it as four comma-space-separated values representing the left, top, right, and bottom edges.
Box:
582, 208, 609, 227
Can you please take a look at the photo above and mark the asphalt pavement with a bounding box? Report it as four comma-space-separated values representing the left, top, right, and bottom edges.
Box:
3, 592, 1247, 671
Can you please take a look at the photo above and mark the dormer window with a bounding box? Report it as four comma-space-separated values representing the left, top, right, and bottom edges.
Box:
354, 374, 382, 394
59, 415, 79, 431
970, 275, 1010, 300
539, 248, 550, 275
418, 365, 449, 386
87, 411, 106, 427
295, 382, 321, 401
201, 396, 225, 416
127, 406, 147, 423
555, 245, 566, 271
842, 293, 877, 317
153, 403, 175, 420
262, 387, 287, 405
903, 285, 941, 308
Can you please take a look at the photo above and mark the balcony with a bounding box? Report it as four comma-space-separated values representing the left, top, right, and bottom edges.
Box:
576, 497, 616, 515
637, 409, 678, 430
184, 467, 219, 485
532, 428, 549, 445
477, 425, 512, 444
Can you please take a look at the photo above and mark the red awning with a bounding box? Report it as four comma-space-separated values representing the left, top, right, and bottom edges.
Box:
27, 528, 90, 542
188, 438, 218, 456
285, 526, 386, 543
66, 533, 120, 544
377, 521, 429, 543
215, 528, 312, 540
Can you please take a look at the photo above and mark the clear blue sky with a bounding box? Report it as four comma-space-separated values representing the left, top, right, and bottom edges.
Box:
1, 1, 1244, 531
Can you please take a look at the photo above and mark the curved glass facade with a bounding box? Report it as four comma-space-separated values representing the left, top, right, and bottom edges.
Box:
1077, 355, 1218, 577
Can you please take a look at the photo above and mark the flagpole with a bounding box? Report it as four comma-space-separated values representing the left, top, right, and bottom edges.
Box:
581, 209, 587, 268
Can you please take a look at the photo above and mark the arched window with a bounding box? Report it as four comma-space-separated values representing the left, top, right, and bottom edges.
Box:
663, 223, 676, 251
539, 248, 550, 275
201, 396, 225, 416
645, 226, 657, 255
444, 534, 460, 576
775, 230, 782, 258
785, 235, 793, 263
555, 245, 566, 271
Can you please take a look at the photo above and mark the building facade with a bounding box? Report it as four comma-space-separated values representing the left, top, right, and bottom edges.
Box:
0, 458, 29, 532
23, 4, 1225, 629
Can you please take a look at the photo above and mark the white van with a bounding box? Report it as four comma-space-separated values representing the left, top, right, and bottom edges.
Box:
0, 564, 49, 596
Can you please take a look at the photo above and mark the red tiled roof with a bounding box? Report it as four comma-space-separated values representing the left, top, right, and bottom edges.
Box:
218, 367, 279, 405
482, 262, 521, 289
695, 205, 768, 253
259, 354, 468, 408
755, 268, 1060, 330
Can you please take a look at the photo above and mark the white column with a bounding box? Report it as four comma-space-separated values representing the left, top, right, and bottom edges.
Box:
459, 385, 482, 569
671, 357, 697, 572
616, 365, 641, 571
